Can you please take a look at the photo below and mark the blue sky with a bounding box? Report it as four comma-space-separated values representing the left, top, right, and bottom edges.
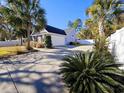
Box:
40, 0, 94, 29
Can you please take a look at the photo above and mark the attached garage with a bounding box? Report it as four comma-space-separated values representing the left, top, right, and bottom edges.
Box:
51, 34, 65, 46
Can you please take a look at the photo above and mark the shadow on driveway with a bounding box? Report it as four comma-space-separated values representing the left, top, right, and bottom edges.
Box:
0, 48, 70, 93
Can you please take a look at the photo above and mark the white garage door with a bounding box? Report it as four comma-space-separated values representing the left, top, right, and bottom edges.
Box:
51, 35, 65, 46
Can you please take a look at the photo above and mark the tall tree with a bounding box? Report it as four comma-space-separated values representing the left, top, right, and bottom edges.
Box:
0, 0, 46, 49
77, 18, 98, 39
9, 0, 46, 49
72, 18, 82, 31
0, 4, 15, 40
87, 0, 124, 36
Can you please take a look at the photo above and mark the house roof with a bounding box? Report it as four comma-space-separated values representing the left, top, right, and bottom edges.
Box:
31, 25, 66, 36
46, 25, 66, 35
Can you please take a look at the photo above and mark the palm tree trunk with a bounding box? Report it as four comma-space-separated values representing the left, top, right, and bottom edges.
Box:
98, 19, 105, 36
20, 36, 23, 45
8, 28, 12, 41
27, 24, 31, 49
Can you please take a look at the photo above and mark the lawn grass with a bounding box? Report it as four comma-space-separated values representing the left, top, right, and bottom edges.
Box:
0, 46, 27, 57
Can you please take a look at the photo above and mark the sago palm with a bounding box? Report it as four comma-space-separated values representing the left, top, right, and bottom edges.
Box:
60, 52, 124, 93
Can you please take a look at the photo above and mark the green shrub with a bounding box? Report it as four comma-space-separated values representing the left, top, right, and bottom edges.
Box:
60, 51, 124, 93
44, 35, 52, 48
93, 36, 115, 63
36, 42, 44, 48
0, 38, 5, 41
94, 36, 109, 52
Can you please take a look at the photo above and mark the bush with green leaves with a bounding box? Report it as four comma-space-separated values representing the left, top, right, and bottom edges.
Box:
93, 36, 116, 63
60, 52, 124, 93
44, 35, 52, 48
94, 36, 108, 53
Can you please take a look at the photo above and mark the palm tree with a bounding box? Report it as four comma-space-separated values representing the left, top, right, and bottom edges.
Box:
0, 5, 14, 40
0, 28, 8, 41
60, 52, 124, 93
87, 0, 124, 36
15, 30, 24, 45
77, 18, 99, 39
0, 0, 46, 49
9, 0, 46, 49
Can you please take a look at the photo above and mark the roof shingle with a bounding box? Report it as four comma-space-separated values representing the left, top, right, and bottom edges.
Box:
46, 25, 66, 35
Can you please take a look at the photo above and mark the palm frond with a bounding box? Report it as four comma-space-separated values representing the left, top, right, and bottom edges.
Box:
60, 51, 124, 93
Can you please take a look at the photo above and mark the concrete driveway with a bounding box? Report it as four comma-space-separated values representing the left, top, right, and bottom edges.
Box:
0, 46, 92, 93
0, 48, 72, 93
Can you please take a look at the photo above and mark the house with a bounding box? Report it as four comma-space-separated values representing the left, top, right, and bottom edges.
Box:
65, 28, 94, 45
65, 28, 79, 44
109, 27, 124, 65
31, 25, 94, 47
31, 25, 66, 46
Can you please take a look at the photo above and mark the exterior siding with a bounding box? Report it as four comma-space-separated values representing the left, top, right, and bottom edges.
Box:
109, 27, 124, 65
65, 28, 78, 44
51, 34, 65, 46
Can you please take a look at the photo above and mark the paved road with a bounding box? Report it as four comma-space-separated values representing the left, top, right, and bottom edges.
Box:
0, 48, 72, 93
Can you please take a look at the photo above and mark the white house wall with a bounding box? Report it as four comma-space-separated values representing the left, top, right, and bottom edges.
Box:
65, 28, 78, 44
32, 29, 66, 46
50, 33, 66, 46
109, 27, 124, 65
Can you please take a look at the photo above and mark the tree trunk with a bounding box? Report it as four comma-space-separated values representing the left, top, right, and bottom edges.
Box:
7, 26, 12, 41
20, 36, 23, 46
98, 19, 105, 36
9, 30, 12, 41
27, 24, 31, 49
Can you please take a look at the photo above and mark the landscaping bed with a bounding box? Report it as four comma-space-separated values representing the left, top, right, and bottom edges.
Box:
0, 46, 28, 58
